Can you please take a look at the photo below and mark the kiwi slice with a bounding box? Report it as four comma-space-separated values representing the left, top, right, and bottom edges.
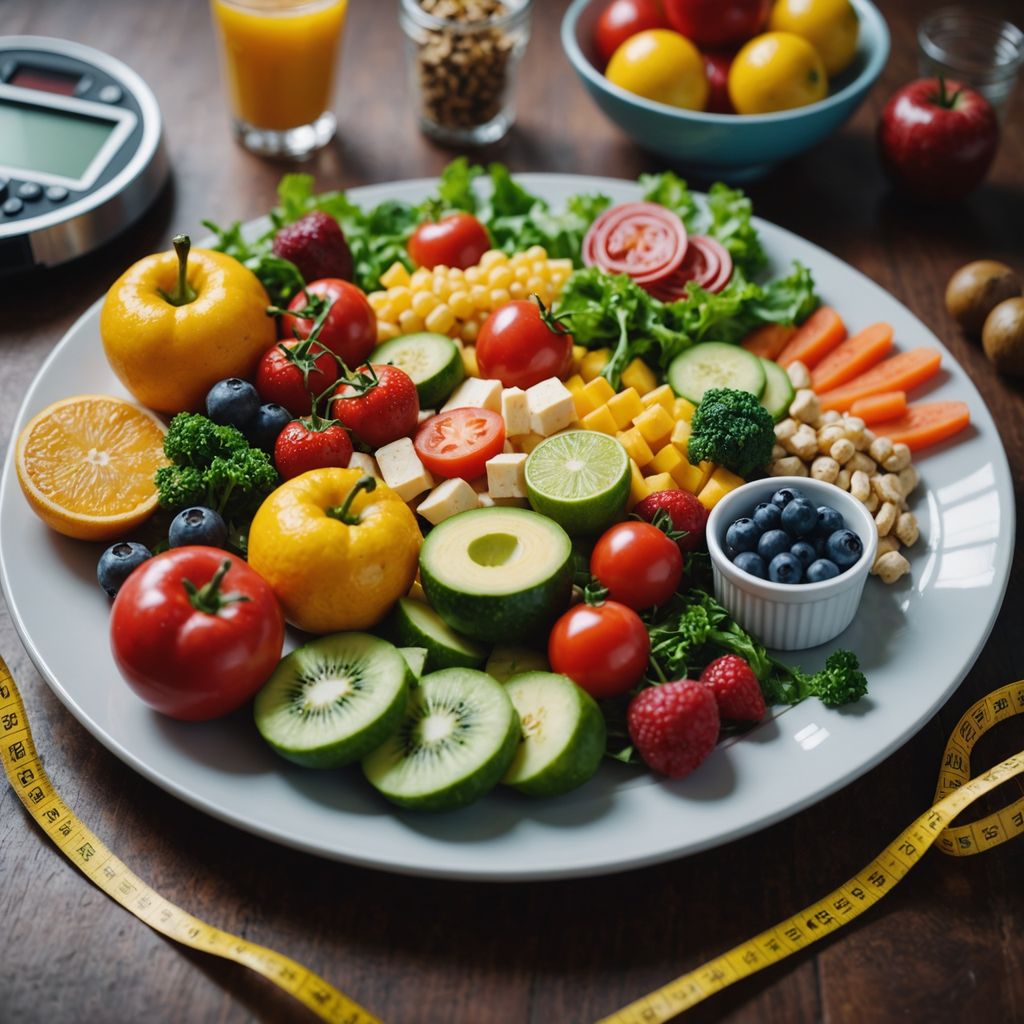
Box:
254, 633, 411, 769
362, 668, 519, 812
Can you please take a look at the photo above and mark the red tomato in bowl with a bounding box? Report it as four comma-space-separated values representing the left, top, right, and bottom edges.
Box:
110, 547, 285, 721
476, 299, 573, 389
280, 279, 377, 368
414, 408, 506, 480
408, 213, 490, 270
331, 363, 420, 448
663, 0, 770, 49
594, 0, 670, 65
704, 51, 736, 113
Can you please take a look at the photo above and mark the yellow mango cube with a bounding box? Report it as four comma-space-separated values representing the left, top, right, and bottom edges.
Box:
380, 261, 412, 289
641, 384, 675, 414
580, 405, 618, 435
672, 460, 705, 494
581, 375, 615, 407
605, 388, 644, 429
580, 348, 611, 382
696, 460, 716, 491
621, 358, 658, 396
571, 344, 587, 373
671, 419, 691, 446
461, 345, 479, 378
616, 427, 654, 468
627, 459, 650, 511
644, 472, 678, 494
673, 396, 697, 422
648, 444, 684, 478
632, 404, 675, 450
698, 467, 745, 510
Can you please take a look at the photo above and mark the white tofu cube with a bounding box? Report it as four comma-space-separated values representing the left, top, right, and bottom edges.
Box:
416, 478, 479, 526
486, 452, 528, 498
347, 452, 381, 479
478, 493, 529, 508
500, 387, 531, 436
375, 437, 433, 502
417, 408, 436, 424
526, 377, 576, 436
441, 377, 502, 413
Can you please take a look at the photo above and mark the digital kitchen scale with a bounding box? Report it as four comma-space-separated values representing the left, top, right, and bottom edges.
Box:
0, 36, 168, 275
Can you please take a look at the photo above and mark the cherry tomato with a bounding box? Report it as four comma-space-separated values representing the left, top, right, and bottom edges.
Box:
662, 0, 771, 49
110, 547, 285, 721
414, 408, 506, 480
256, 338, 339, 416
331, 363, 420, 449
703, 51, 736, 113
591, 522, 684, 610
548, 600, 650, 699
476, 299, 573, 389
280, 279, 377, 368
583, 202, 688, 285
594, 0, 669, 66
408, 213, 490, 270
274, 419, 353, 480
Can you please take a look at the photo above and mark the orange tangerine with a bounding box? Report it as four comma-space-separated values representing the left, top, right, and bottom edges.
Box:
15, 395, 168, 541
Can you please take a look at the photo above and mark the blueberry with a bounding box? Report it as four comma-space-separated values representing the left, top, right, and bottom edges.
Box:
781, 498, 818, 538
825, 528, 864, 569
806, 558, 840, 582
790, 541, 817, 568
771, 487, 804, 509
726, 517, 761, 553
247, 403, 292, 451
752, 501, 782, 531
769, 552, 803, 584
734, 551, 768, 578
169, 507, 228, 549
97, 541, 152, 598
206, 378, 260, 430
757, 529, 791, 562
815, 505, 845, 537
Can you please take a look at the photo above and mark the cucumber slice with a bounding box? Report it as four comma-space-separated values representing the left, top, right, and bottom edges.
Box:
398, 646, 428, 681
370, 332, 465, 409
420, 507, 573, 644
362, 668, 520, 812
667, 342, 767, 404
501, 672, 606, 797
254, 633, 411, 769
759, 357, 796, 423
485, 646, 550, 683
385, 597, 488, 672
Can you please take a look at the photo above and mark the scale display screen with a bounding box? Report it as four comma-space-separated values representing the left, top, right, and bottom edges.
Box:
0, 98, 116, 180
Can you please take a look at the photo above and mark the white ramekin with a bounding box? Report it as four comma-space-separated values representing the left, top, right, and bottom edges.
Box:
706, 476, 878, 651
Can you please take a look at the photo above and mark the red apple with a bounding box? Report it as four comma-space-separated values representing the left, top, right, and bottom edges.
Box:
703, 52, 735, 114
877, 78, 999, 202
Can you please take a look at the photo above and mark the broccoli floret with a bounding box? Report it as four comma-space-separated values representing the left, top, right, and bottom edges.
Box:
762, 650, 868, 708
687, 387, 775, 478
162, 412, 249, 468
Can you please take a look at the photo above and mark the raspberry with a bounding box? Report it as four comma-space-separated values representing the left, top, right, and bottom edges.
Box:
272, 211, 353, 284
633, 489, 709, 554
627, 681, 720, 779
699, 654, 766, 723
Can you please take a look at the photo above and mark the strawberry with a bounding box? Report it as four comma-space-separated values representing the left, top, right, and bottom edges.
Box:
272, 212, 353, 284
627, 680, 720, 779
699, 654, 766, 723
634, 490, 709, 554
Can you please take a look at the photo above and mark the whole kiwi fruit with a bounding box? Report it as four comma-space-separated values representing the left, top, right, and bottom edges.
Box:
982, 297, 1024, 377
945, 261, 1022, 336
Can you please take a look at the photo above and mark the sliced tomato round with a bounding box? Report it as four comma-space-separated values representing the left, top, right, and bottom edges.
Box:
583, 202, 688, 285
645, 235, 734, 301
414, 407, 506, 480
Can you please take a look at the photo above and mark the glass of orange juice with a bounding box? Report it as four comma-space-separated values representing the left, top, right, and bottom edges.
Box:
210, 0, 348, 158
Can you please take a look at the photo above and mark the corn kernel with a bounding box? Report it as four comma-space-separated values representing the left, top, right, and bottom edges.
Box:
627, 459, 650, 511
411, 268, 432, 289
644, 472, 678, 494
432, 276, 452, 301
509, 281, 527, 299
570, 344, 587, 373
411, 291, 439, 318
641, 384, 675, 414
526, 275, 547, 296
698, 467, 745, 510
633, 404, 674, 449
465, 265, 483, 285
671, 420, 691, 447
580, 348, 611, 382
376, 302, 396, 323
530, 260, 548, 278
488, 266, 514, 290
367, 290, 389, 312
425, 303, 455, 334
449, 290, 475, 319
509, 251, 530, 269
490, 288, 512, 307
398, 309, 425, 334
470, 284, 490, 310
388, 286, 413, 314
526, 245, 548, 261
447, 266, 465, 282
461, 345, 479, 377
380, 261, 411, 289
514, 265, 531, 284
549, 257, 572, 276
621, 358, 658, 396
460, 320, 480, 344
673, 396, 697, 422
480, 249, 507, 269
616, 427, 654, 468
376, 321, 401, 342
581, 405, 617, 435
606, 388, 644, 429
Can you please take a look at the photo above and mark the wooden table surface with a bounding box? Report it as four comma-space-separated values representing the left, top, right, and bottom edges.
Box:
3, 1, 1023, 1021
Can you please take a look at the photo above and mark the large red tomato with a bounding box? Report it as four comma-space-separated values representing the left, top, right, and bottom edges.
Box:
279, 278, 377, 368
594, 0, 670, 65
663, 0, 770, 48
408, 213, 490, 270
476, 299, 573, 389
110, 547, 285, 721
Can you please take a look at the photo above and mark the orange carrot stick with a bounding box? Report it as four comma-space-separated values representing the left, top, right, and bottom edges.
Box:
810, 322, 894, 393
776, 306, 846, 369
870, 401, 971, 451
817, 348, 942, 412
848, 390, 907, 424
741, 323, 797, 360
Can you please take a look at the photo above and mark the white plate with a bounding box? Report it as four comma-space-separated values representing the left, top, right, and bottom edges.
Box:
0, 175, 1013, 881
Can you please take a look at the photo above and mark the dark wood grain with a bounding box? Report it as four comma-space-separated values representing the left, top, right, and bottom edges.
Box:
2, 1, 1023, 1022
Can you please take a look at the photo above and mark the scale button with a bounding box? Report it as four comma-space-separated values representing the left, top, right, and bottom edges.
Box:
2, 197, 24, 217
97, 84, 123, 104
18, 182, 43, 202
45, 185, 70, 203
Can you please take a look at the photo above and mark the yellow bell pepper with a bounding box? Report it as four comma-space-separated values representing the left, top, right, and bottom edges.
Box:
100, 234, 276, 414
248, 469, 421, 635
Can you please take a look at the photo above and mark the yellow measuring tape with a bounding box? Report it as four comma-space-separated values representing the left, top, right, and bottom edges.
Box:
3, 652, 1022, 1024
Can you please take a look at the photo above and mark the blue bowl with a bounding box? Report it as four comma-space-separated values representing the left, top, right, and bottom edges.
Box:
561, 0, 890, 182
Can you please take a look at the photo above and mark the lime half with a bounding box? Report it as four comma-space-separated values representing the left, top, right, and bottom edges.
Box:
524, 430, 630, 535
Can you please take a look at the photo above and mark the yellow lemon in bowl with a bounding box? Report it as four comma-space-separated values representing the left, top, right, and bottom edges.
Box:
728, 31, 828, 115
769, 0, 860, 77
